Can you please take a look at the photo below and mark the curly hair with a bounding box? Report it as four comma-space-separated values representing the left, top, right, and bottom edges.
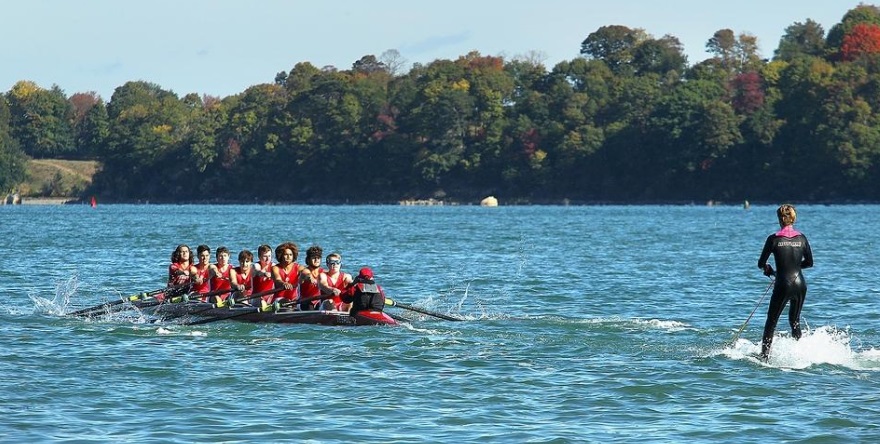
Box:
305, 245, 323, 261
171, 244, 190, 263
275, 242, 299, 262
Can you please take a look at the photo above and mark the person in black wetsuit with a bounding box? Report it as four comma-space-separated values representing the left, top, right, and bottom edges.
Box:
757, 204, 813, 360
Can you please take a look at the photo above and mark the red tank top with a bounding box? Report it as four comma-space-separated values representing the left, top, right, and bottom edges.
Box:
235, 265, 253, 296
192, 263, 211, 294
253, 262, 275, 294
210, 263, 233, 301
324, 271, 347, 306
168, 262, 191, 286
273, 263, 300, 303
300, 267, 324, 299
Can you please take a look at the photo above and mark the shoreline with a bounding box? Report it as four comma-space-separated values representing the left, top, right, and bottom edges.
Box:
16, 197, 81, 205
6, 196, 880, 206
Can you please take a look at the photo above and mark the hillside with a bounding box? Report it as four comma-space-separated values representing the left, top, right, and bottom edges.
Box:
19, 159, 99, 197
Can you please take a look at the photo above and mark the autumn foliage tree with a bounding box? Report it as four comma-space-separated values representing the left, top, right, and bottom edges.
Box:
840, 23, 880, 60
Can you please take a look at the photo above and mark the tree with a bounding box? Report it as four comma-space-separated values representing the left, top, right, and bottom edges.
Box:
580, 25, 648, 75
840, 23, 880, 61
0, 97, 27, 193
643, 79, 742, 196
827, 4, 880, 52
706, 29, 763, 76
95, 81, 188, 198
631, 35, 688, 76
730, 71, 765, 114
69, 92, 108, 159
6, 82, 74, 158
379, 49, 408, 76
352, 55, 388, 75
774, 19, 826, 61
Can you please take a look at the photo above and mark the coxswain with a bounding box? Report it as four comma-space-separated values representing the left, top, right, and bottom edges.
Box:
341, 267, 386, 316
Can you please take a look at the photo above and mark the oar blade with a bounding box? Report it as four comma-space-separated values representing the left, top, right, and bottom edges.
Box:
69, 289, 159, 317
385, 298, 463, 321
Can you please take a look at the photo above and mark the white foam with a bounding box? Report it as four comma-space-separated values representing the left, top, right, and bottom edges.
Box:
632, 318, 692, 332
723, 325, 880, 370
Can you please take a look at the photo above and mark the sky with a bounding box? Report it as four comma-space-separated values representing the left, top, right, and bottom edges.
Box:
1, 0, 859, 100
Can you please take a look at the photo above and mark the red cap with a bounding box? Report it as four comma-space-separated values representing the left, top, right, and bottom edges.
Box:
358, 267, 374, 279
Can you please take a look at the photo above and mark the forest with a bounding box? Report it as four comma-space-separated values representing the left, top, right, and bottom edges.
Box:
2, 4, 880, 204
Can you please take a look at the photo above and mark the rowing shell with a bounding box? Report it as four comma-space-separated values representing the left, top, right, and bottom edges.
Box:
153, 302, 398, 326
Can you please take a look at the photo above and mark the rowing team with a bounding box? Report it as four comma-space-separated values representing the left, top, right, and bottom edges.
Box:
166, 242, 386, 315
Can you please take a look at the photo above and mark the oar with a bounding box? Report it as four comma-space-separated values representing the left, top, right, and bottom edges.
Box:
384, 297, 463, 321
181, 288, 284, 319
184, 293, 330, 326
132, 288, 235, 308
728, 279, 775, 347
68, 284, 189, 317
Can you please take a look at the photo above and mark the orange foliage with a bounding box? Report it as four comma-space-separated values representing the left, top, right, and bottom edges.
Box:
69, 92, 101, 124
457, 51, 504, 72
841, 23, 880, 61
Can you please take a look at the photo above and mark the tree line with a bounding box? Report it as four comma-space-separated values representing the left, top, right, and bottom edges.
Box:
2, 4, 880, 203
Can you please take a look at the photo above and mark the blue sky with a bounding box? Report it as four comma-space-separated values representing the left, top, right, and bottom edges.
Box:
1, 0, 857, 100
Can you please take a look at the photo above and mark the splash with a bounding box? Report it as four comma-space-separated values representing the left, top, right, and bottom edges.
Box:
632, 318, 692, 332
27, 276, 79, 316
723, 325, 880, 371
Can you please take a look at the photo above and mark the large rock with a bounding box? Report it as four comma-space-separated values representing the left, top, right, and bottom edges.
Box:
480, 196, 498, 207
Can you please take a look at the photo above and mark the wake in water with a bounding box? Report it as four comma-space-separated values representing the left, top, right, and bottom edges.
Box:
721, 325, 880, 371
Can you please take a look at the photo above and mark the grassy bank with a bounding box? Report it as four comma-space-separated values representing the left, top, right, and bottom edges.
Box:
19, 159, 99, 197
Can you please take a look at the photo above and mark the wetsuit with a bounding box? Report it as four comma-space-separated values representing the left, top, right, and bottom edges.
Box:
757, 226, 813, 357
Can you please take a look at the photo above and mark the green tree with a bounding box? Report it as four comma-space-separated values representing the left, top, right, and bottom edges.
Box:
774, 19, 827, 61
96, 81, 188, 198
0, 97, 27, 193
770, 55, 836, 197
643, 79, 742, 197
706, 29, 764, 78
631, 35, 688, 76
6, 81, 74, 158
580, 25, 648, 75
70, 92, 109, 159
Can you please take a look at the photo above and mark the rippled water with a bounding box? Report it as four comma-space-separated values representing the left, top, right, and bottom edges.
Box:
2, 204, 879, 442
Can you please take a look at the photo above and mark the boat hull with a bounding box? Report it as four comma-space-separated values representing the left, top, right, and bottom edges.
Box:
153, 302, 397, 326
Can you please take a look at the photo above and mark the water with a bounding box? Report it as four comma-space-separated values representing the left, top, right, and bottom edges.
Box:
2, 204, 879, 442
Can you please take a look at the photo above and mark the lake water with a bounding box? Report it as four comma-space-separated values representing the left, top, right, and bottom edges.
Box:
1, 204, 879, 442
